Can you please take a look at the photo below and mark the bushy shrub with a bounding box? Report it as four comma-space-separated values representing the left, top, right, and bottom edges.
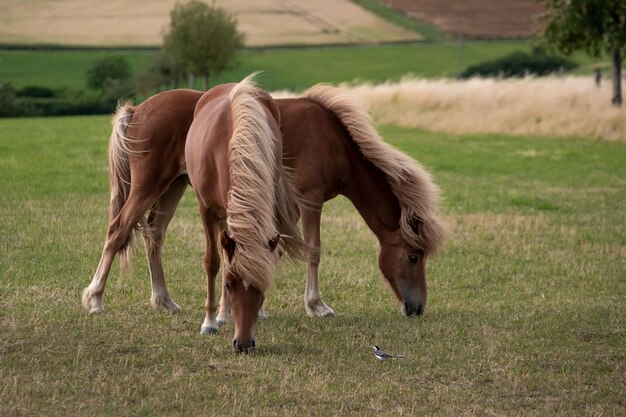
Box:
16, 86, 57, 98
86, 56, 132, 91
0, 83, 40, 117
0, 83, 119, 117
461, 47, 579, 78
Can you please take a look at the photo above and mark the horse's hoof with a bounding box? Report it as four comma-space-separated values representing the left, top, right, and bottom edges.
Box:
151, 295, 182, 314
89, 306, 103, 314
216, 313, 229, 325
305, 300, 336, 318
162, 300, 181, 314
200, 326, 218, 335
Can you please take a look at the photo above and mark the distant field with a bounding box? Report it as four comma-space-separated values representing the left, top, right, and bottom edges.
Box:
0, 0, 420, 47
1, 115, 624, 415
383, 0, 545, 38
1, 40, 600, 91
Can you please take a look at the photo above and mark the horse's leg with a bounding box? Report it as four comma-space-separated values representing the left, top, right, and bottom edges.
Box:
199, 207, 220, 334
144, 175, 188, 313
300, 205, 336, 318
82, 192, 154, 313
216, 272, 231, 324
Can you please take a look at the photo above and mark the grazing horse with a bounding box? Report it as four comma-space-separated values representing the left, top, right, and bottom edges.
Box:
83, 84, 444, 326
82, 77, 302, 352
185, 77, 302, 352
220, 86, 446, 320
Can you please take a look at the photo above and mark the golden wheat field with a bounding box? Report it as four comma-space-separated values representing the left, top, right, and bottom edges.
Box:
278, 76, 625, 141
0, 0, 420, 47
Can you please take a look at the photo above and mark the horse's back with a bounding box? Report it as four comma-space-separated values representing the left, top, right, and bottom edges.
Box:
278, 98, 356, 198
128, 89, 202, 152
186, 86, 235, 209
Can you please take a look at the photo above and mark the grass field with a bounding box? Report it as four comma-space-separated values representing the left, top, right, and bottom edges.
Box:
0, 40, 602, 92
1, 115, 624, 415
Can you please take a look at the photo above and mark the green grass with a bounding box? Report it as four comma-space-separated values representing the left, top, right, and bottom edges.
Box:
1, 117, 624, 415
0, 49, 154, 91
0, 41, 603, 92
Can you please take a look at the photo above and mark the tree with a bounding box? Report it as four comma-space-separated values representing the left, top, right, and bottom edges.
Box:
86, 56, 132, 91
137, 49, 187, 92
539, 0, 626, 106
164, 0, 244, 90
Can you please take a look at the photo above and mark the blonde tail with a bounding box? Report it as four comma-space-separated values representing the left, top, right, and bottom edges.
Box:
108, 102, 144, 276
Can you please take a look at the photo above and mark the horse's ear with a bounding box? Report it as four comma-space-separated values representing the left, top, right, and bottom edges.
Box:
220, 231, 236, 261
268, 234, 280, 252
410, 216, 423, 234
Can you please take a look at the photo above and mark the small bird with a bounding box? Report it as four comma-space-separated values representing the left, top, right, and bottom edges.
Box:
372, 345, 404, 360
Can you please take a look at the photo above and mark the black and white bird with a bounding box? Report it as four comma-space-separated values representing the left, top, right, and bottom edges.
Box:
372, 345, 404, 360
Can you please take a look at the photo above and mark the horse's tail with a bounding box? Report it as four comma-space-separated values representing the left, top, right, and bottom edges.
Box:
303, 84, 447, 255
108, 102, 144, 275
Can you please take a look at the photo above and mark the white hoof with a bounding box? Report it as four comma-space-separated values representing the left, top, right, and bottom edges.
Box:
82, 287, 103, 313
151, 295, 181, 314
305, 299, 336, 318
216, 311, 230, 325
89, 306, 103, 314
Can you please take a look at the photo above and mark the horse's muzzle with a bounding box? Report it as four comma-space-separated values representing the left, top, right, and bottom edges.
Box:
402, 301, 424, 317
233, 338, 256, 353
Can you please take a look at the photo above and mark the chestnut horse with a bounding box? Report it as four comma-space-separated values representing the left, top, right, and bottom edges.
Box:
83, 85, 444, 327
82, 77, 302, 352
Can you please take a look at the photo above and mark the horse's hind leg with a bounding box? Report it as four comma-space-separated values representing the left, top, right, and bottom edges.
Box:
82, 192, 154, 313
300, 204, 335, 318
144, 175, 188, 313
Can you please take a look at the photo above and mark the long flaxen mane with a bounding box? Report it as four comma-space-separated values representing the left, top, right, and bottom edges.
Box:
304, 84, 447, 255
226, 76, 301, 291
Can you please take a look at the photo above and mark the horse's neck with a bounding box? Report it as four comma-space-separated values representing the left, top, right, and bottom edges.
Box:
343, 155, 401, 245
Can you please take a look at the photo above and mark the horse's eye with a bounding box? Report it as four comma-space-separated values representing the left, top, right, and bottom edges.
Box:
225, 282, 232, 291
408, 254, 418, 264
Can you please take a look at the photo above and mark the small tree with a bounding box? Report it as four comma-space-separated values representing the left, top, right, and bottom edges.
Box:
539, 0, 626, 106
138, 49, 187, 92
86, 56, 132, 91
163, 0, 244, 90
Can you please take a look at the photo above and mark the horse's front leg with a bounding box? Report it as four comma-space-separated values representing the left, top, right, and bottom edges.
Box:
216, 272, 231, 325
144, 176, 188, 313
199, 209, 220, 334
300, 205, 335, 318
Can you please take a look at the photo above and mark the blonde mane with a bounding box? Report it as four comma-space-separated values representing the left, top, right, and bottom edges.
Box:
225, 75, 283, 291
304, 84, 447, 255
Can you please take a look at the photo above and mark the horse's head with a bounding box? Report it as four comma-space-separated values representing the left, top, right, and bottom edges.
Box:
378, 231, 427, 317
220, 231, 281, 353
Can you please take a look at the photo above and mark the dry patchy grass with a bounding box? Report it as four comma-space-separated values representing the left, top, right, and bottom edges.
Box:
1, 117, 624, 415
343, 76, 626, 142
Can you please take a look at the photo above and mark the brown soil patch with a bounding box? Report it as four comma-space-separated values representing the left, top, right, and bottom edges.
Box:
382, 0, 545, 38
